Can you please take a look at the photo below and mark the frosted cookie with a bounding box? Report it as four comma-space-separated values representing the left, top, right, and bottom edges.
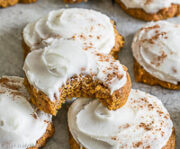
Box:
132, 21, 180, 89
68, 89, 175, 149
0, 0, 37, 8
0, 76, 54, 149
116, 0, 180, 21
23, 8, 124, 59
23, 38, 131, 116
64, 0, 87, 3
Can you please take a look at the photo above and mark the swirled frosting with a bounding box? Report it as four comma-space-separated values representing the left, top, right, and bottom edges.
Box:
68, 89, 173, 149
23, 38, 127, 101
0, 76, 52, 149
23, 8, 115, 54
120, 0, 180, 13
132, 21, 180, 84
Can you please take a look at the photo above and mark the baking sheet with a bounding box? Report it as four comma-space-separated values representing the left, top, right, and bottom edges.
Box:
0, 0, 179, 148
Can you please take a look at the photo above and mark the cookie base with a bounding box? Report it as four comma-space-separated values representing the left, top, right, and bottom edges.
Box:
116, 0, 180, 21
69, 127, 176, 149
134, 60, 180, 90
24, 71, 131, 115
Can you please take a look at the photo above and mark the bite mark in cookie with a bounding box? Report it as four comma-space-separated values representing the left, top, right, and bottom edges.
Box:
23, 38, 131, 115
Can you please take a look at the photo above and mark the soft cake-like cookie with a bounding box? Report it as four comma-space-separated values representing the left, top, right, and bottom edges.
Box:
68, 89, 175, 149
23, 8, 124, 59
116, 0, 180, 21
0, 76, 54, 149
23, 38, 131, 115
132, 21, 180, 89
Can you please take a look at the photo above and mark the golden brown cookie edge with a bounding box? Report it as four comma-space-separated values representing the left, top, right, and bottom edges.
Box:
134, 59, 180, 90
28, 122, 55, 149
0, 0, 37, 8
69, 123, 175, 149
0, 0, 19, 8
116, 0, 180, 21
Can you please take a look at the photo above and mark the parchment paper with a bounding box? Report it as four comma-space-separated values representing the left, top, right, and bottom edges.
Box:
0, 0, 179, 148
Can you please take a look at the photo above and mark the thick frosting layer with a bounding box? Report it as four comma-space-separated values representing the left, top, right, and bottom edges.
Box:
68, 89, 173, 149
132, 21, 180, 84
120, 0, 180, 13
0, 76, 52, 149
23, 38, 127, 101
23, 8, 115, 54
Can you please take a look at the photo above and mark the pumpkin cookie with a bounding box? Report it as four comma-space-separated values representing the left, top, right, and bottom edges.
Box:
22, 8, 124, 59
0, 0, 36, 8
0, 0, 18, 7
68, 89, 175, 149
23, 38, 131, 115
132, 21, 180, 89
0, 76, 54, 149
116, 0, 180, 21
64, 0, 87, 3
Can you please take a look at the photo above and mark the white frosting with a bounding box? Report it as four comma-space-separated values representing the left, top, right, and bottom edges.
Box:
68, 89, 173, 149
0, 76, 52, 149
23, 8, 115, 54
120, 0, 180, 13
23, 38, 127, 101
132, 21, 180, 84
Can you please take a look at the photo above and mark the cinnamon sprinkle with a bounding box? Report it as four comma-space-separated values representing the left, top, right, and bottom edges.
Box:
172, 67, 177, 73
141, 24, 160, 32
139, 122, 152, 131
133, 141, 143, 148
111, 136, 118, 141
31, 113, 38, 119
81, 67, 86, 71
142, 32, 167, 44
145, 0, 152, 5
79, 34, 86, 40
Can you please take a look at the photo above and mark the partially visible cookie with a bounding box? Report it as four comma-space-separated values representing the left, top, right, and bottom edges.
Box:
0, 0, 36, 8
132, 21, 180, 89
116, 0, 180, 21
0, 76, 54, 149
0, 0, 19, 7
22, 8, 124, 59
68, 89, 175, 149
64, 0, 87, 3
20, 0, 37, 3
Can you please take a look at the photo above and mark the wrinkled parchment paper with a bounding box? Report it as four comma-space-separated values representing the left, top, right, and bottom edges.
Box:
0, 0, 179, 148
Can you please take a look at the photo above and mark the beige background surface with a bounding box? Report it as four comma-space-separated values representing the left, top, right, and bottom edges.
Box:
0, 0, 179, 148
